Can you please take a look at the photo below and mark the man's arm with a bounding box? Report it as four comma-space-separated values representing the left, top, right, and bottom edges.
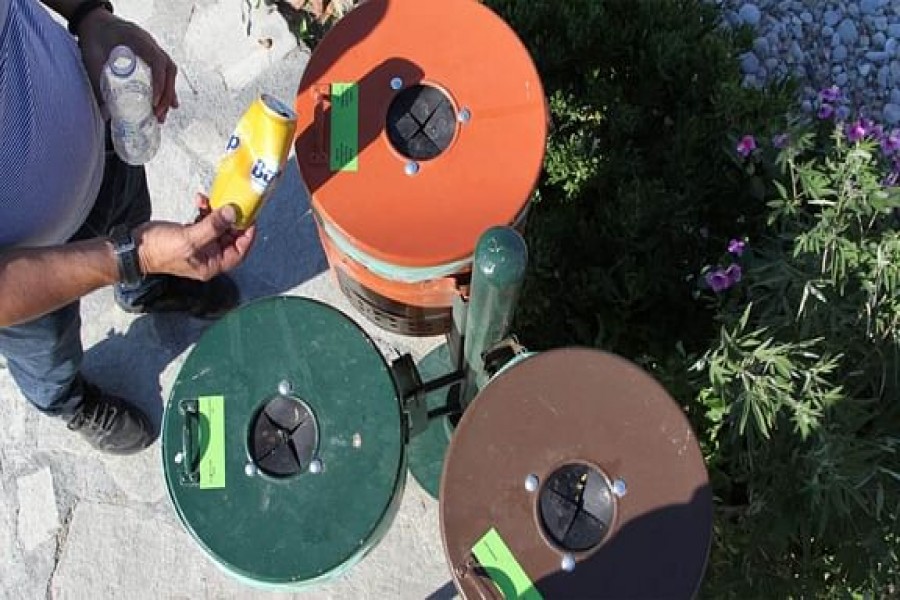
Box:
0, 239, 118, 327
0, 203, 256, 328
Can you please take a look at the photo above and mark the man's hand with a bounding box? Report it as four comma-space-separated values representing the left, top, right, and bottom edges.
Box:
76, 10, 178, 123
134, 195, 257, 282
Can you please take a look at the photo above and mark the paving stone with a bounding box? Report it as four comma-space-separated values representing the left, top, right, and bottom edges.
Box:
16, 468, 60, 553
184, 1, 298, 90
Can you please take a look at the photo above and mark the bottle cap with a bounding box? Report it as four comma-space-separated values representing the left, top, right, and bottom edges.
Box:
108, 45, 136, 78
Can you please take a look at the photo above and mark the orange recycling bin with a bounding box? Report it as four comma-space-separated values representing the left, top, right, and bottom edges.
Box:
294, 0, 547, 336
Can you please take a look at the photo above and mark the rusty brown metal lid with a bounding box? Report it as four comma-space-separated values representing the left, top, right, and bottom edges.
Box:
439, 348, 712, 599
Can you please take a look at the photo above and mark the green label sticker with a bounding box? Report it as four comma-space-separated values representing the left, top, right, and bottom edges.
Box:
330, 82, 359, 172
472, 528, 543, 600
198, 396, 226, 490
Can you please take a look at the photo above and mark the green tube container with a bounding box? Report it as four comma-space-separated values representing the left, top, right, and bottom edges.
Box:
461, 227, 528, 409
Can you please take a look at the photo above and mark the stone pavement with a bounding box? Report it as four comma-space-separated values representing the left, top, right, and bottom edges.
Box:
0, 1, 454, 598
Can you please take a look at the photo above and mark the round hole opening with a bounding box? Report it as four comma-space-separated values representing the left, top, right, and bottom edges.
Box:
538, 463, 616, 553
248, 395, 318, 478
386, 84, 456, 161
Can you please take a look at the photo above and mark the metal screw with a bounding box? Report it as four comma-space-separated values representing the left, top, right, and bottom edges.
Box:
458, 108, 471, 123
612, 478, 627, 497
278, 380, 292, 396
174, 452, 184, 465
524, 474, 539, 492
309, 458, 323, 474
245, 463, 257, 477
561, 553, 576, 572
390, 77, 403, 90
405, 161, 420, 176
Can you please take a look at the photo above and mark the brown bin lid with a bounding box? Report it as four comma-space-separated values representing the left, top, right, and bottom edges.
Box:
440, 348, 712, 599
294, 0, 547, 268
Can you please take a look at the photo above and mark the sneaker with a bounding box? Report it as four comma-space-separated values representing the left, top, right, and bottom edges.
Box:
67, 378, 153, 455
116, 274, 239, 319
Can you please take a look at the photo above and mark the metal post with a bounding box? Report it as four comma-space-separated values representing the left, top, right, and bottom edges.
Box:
461, 226, 528, 409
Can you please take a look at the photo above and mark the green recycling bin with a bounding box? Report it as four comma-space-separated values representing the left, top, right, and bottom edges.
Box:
161, 296, 406, 589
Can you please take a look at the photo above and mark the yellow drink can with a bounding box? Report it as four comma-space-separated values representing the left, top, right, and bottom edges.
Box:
209, 94, 298, 228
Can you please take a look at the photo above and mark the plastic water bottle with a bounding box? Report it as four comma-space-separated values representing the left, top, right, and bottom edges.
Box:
101, 45, 160, 165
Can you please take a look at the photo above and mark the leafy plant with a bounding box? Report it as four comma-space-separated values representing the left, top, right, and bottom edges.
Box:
695, 122, 900, 597
486, 0, 899, 595
274, 0, 358, 48
483, 0, 794, 361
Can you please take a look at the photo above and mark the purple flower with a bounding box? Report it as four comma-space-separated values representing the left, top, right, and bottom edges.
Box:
728, 239, 746, 256
881, 129, 900, 156
704, 263, 744, 294
736, 135, 757, 158
705, 269, 732, 293
882, 171, 899, 187
817, 103, 835, 120
724, 263, 743, 285
819, 85, 842, 104
772, 133, 789, 149
846, 120, 869, 143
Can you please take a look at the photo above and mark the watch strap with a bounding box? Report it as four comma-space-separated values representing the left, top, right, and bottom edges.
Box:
109, 225, 142, 286
67, 0, 114, 36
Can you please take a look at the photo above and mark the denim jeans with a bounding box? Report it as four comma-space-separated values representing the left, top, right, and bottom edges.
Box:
0, 136, 161, 414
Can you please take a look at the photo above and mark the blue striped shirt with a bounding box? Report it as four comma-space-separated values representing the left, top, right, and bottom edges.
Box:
0, 0, 104, 248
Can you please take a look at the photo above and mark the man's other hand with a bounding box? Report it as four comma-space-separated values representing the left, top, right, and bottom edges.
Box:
76, 10, 179, 123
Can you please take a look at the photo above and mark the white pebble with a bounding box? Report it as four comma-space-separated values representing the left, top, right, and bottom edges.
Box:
739, 3, 762, 26
833, 44, 849, 62
889, 24, 900, 38
824, 9, 842, 27
838, 19, 860, 45
884, 102, 900, 124
874, 32, 887, 48
741, 52, 761, 75
860, 0, 882, 15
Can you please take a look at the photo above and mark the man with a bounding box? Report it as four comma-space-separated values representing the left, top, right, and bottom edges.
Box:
0, 0, 256, 454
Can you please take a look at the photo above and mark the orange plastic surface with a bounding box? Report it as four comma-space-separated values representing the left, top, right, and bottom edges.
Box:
294, 0, 547, 269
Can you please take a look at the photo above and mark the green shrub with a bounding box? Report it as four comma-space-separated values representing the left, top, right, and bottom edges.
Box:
484, 0, 794, 362
695, 123, 900, 597
486, 0, 899, 596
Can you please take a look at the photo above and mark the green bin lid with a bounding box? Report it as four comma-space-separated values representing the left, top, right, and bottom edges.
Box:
162, 296, 406, 589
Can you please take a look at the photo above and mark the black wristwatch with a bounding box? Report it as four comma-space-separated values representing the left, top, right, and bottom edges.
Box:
67, 0, 114, 37
108, 225, 143, 286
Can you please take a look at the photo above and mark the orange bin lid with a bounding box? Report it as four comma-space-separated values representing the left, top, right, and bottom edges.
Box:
294, 0, 547, 269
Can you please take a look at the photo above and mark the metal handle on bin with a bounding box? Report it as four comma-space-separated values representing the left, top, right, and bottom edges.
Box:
458, 556, 506, 600
179, 398, 200, 486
